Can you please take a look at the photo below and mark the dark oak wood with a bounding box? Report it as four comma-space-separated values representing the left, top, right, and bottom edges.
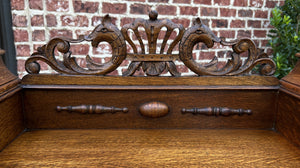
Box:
277, 91, 300, 147
0, 92, 24, 151
276, 53, 300, 147
22, 74, 279, 87
56, 104, 128, 114
182, 107, 252, 116
139, 101, 169, 118
0, 50, 24, 151
0, 50, 21, 101
23, 89, 277, 129
3, 11, 300, 167
1, 129, 300, 167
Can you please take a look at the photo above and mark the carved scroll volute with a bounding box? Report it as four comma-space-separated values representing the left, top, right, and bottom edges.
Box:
179, 18, 223, 76
181, 107, 252, 116
139, 101, 169, 118
56, 105, 128, 114
25, 15, 126, 75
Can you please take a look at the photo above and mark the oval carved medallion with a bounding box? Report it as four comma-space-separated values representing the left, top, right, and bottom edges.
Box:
139, 101, 169, 118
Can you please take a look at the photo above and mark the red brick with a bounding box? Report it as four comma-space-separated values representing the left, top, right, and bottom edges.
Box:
130, 4, 150, 14
214, 0, 230, 6
149, 0, 169, 2
33, 44, 44, 51
107, 70, 119, 76
132, 30, 147, 41
11, 0, 24, 10
201, 7, 218, 16
156, 5, 176, 15
121, 18, 135, 26
176, 65, 189, 73
262, 21, 273, 28
219, 30, 235, 38
216, 61, 227, 69
237, 30, 251, 38
173, 0, 191, 3
92, 16, 117, 26
212, 19, 228, 28
260, 40, 269, 47
14, 29, 28, 42
75, 30, 92, 39
230, 20, 245, 28
50, 29, 73, 38
180, 6, 198, 15
199, 52, 216, 60
32, 30, 45, 41
172, 18, 190, 27
47, 0, 69, 12
250, 0, 264, 7
248, 20, 261, 28
86, 57, 102, 66
38, 61, 49, 71
234, 0, 247, 6
76, 16, 89, 27
266, 48, 273, 56
17, 60, 26, 72
16, 45, 30, 56
120, 59, 129, 67
125, 0, 145, 2
238, 10, 253, 17
74, 0, 99, 13
75, 58, 87, 68
12, 14, 27, 27
255, 10, 268, 18
46, 14, 57, 27
194, 0, 211, 5
93, 42, 112, 55
29, 0, 43, 10
266, 0, 276, 8
70, 44, 89, 55
31, 15, 44, 26
220, 8, 236, 17
279, 1, 285, 6
61, 15, 89, 27
102, 2, 126, 14
254, 30, 267, 38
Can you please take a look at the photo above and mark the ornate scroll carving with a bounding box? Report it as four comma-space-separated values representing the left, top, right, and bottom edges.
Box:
25, 10, 276, 76
179, 18, 276, 76
56, 105, 128, 114
25, 15, 126, 75
181, 107, 252, 116
122, 10, 184, 76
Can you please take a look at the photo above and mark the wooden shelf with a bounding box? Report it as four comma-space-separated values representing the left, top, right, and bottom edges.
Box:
1, 129, 300, 167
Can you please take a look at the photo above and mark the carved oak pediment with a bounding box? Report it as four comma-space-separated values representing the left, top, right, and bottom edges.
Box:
25, 10, 275, 76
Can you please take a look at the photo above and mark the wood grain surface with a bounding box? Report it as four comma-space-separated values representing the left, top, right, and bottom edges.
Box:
0, 92, 24, 151
276, 53, 300, 147
0, 56, 20, 101
1, 129, 300, 167
21, 75, 279, 86
23, 89, 277, 129
276, 91, 300, 147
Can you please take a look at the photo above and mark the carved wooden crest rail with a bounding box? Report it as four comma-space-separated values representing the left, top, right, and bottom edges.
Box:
25, 10, 276, 76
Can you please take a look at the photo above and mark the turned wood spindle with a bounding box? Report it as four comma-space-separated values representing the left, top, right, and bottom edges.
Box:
56, 105, 128, 114
181, 107, 252, 116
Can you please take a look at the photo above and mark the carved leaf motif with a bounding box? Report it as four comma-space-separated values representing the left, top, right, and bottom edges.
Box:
25, 10, 275, 77
25, 15, 126, 75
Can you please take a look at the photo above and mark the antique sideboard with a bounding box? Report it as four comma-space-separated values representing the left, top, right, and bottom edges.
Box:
0, 11, 300, 167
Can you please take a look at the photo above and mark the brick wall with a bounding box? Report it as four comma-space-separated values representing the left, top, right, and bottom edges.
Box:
11, 0, 284, 77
